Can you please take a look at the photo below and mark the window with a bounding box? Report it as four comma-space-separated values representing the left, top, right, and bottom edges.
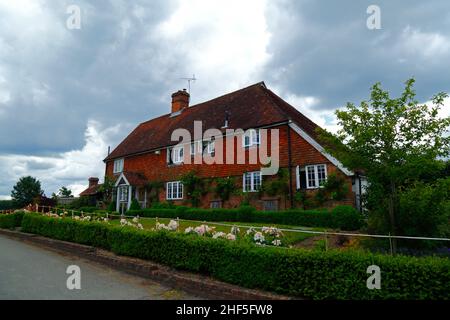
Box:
168, 147, 184, 164
295, 166, 307, 190
207, 140, 215, 155
243, 129, 260, 148
118, 186, 128, 202
305, 164, 327, 189
263, 200, 279, 211
243, 171, 262, 192
166, 181, 183, 200
190, 141, 202, 156
113, 158, 124, 174
210, 201, 222, 209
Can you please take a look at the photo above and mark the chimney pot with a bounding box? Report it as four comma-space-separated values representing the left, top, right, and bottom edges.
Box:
88, 177, 99, 188
171, 89, 190, 113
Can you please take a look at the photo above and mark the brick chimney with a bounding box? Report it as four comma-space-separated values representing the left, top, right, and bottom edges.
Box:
88, 177, 99, 188
171, 89, 190, 113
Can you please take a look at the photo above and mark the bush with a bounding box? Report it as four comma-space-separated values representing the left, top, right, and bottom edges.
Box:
128, 199, 141, 211
128, 206, 366, 230
78, 206, 98, 213
0, 211, 25, 229
331, 206, 365, 231
151, 202, 176, 209
0, 200, 20, 210
19, 213, 450, 299
107, 201, 116, 212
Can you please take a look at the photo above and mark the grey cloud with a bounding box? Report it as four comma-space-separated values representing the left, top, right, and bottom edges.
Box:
264, 0, 450, 110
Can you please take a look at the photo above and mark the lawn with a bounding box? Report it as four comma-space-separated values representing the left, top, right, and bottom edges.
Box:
108, 216, 321, 246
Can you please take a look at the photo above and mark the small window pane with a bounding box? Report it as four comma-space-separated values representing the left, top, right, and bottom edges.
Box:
210, 201, 222, 209
317, 165, 327, 185
253, 172, 261, 191
263, 200, 278, 211
307, 166, 316, 188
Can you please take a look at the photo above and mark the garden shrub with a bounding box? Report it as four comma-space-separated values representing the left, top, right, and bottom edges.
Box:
78, 206, 98, 213
0, 211, 24, 229
107, 201, 116, 212
331, 205, 365, 231
128, 206, 365, 230
128, 199, 141, 211
19, 213, 450, 299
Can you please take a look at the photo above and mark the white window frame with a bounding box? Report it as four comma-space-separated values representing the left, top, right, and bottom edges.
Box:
118, 185, 128, 202
171, 147, 184, 164
113, 158, 124, 174
166, 181, 183, 200
242, 129, 260, 148
243, 171, 262, 192
190, 141, 202, 156
207, 140, 215, 154
305, 164, 328, 189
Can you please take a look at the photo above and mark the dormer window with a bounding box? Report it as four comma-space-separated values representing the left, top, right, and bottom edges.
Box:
243, 129, 260, 148
113, 158, 124, 174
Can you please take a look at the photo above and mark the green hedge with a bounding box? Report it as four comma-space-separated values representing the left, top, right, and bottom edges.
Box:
19, 213, 449, 299
0, 212, 24, 229
128, 205, 365, 230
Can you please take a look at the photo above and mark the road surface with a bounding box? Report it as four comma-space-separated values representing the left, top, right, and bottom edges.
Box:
0, 234, 200, 300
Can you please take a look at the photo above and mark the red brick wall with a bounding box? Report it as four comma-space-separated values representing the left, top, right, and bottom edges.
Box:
106, 125, 355, 209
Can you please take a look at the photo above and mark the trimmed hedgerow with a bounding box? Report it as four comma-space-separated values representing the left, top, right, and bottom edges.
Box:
20, 213, 449, 299
0, 211, 24, 229
128, 205, 365, 231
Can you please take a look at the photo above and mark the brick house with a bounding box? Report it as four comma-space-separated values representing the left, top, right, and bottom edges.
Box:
79, 177, 103, 206
104, 82, 364, 213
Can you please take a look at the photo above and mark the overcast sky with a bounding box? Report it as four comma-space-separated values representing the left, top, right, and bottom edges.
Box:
0, 0, 449, 198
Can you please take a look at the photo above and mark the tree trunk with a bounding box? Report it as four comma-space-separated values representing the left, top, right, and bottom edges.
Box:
388, 181, 398, 254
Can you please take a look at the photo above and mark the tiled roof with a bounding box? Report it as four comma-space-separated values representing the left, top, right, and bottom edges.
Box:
105, 82, 321, 161
116, 172, 148, 186
79, 184, 103, 196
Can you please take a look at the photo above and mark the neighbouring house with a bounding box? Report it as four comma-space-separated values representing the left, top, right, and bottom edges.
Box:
79, 177, 103, 207
104, 82, 365, 213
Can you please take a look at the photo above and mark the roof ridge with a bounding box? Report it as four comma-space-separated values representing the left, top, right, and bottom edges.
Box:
138, 81, 266, 126
262, 88, 322, 134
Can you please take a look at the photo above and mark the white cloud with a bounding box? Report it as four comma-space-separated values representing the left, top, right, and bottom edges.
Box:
399, 26, 450, 58
271, 87, 340, 134
153, 0, 272, 104
0, 120, 124, 198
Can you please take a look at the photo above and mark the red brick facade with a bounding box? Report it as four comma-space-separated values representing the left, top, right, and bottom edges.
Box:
105, 124, 355, 210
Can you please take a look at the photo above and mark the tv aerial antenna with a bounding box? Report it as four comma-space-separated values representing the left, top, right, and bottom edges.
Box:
180, 74, 197, 94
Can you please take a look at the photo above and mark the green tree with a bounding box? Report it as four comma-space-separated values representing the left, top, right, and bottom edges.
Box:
320, 79, 450, 252
58, 186, 73, 197
180, 171, 205, 207
98, 176, 115, 202
11, 176, 44, 207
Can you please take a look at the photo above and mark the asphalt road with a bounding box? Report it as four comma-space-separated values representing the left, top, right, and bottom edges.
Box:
0, 235, 200, 300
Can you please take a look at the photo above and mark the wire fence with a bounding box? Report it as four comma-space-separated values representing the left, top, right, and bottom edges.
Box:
4, 205, 450, 256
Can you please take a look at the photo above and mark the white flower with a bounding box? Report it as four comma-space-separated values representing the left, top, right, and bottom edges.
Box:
168, 220, 179, 231
185, 227, 194, 234
132, 217, 139, 223
246, 228, 255, 235
272, 239, 282, 246
254, 232, 265, 243
231, 226, 240, 235
137, 223, 144, 230
212, 232, 226, 239
226, 233, 236, 241
120, 219, 127, 226
194, 224, 214, 236
74, 216, 80, 220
